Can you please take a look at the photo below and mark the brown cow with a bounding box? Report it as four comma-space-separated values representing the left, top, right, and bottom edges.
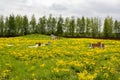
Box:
90, 42, 105, 49
36, 42, 42, 46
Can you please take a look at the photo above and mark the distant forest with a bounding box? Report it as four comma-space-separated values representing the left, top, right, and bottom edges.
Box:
0, 14, 120, 39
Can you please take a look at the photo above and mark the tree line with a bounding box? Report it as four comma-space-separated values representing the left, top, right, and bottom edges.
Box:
0, 14, 120, 38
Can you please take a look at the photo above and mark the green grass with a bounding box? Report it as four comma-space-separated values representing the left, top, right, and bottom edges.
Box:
0, 34, 120, 80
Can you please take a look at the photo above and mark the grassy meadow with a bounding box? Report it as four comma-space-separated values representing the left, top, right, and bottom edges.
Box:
0, 34, 120, 80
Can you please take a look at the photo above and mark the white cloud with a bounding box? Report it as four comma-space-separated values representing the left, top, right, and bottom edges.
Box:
0, 0, 120, 20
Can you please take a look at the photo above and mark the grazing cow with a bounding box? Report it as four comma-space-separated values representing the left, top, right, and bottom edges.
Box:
90, 42, 105, 49
28, 42, 51, 48
36, 42, 42, 46
51, 34, 56, 40
28, 42, 41, 48
51, 34, 60, 40
41, 41, 51, 46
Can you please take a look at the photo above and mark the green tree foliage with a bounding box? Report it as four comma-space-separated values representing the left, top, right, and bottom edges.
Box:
47, 14, 57, 35
76, 17, 85, 36
76, 18, 82, 35
114, 20, 118, 33
69, 17, 75, 36
47, 14, 52, 34
38, 16, 46, 34
86, 18, 91, 37
0, 14, 120, 39
8, 14, 16, 36
98, 19, 102, 38
56, 16, 63, 36
36, 24, 39, 34
114, 20, 120, 38
51, 17, 57, 34
30, 14, 36, 33
15, 15, 23, 36
4, 17, 9, 36
103, 16, 113, 38
23, 15, 29, 35
64, 17, 70, 36
91, 17, 101, 38
0, 15, 4, 36
81, 16, 85, 34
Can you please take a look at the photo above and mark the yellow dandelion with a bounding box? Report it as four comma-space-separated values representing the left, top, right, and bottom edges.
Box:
32, 73, 35, 77
104, 73, 109, 78
40, 64, 45, 67
53, 68, 59, 73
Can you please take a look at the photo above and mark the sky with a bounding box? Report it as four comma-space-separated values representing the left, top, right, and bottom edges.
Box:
0, 0, 120, 20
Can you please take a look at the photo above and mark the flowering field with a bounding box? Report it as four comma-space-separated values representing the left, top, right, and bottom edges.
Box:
0, 34, 120, 80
